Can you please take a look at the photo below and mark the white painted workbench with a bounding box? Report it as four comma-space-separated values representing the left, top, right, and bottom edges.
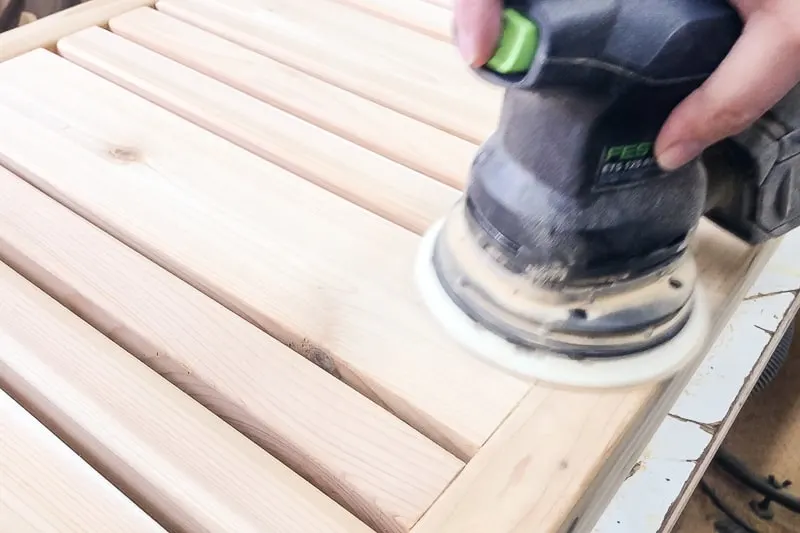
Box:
595, 228, 800, 533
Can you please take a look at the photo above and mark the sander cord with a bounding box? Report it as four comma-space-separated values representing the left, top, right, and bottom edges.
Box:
713, 448, 800, 514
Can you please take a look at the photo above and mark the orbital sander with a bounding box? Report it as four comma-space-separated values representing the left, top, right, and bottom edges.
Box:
416, 0, 800, 388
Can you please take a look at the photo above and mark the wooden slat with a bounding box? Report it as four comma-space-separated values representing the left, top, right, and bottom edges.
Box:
563, 236, 782, 533
105, 7, 475, 190
56, 26, 460, 235
0, 0, 155, 61
411, 223, 779, 533
0, 388, 167, 533
0, 166, 463, 533
155, 0, 502, 143
413, 383, 651, 533
424, 0, 452, 8
327, 0, 453, 41
0, 261, 373, 533
1, 4, 783, 533
0, 49, 530, 460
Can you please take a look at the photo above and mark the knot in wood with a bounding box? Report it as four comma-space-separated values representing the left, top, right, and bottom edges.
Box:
108, 146, 141, 163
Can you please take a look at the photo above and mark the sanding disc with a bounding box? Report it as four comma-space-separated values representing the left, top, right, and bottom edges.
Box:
414, 218, 712, 389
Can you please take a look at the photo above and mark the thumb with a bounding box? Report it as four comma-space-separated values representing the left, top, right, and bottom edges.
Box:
453, 0, 503, 66
655, 14, 800, 171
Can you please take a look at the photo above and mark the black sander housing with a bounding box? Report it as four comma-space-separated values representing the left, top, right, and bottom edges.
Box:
415, 0, 800, 388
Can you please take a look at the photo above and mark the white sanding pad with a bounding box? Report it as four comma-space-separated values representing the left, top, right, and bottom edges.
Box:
414, 218, 712, 389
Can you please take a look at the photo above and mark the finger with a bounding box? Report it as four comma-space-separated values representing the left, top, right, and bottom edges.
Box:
453, 0, 503, 66
655, 13, 800, 170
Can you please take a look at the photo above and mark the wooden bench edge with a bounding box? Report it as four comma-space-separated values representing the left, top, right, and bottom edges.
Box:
0, 0, 155, 61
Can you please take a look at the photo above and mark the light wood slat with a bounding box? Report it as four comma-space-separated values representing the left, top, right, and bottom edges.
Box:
0, 167, 463, 533
56, 27, 459, 236
424, 0, 452, 8
0, 388, 168, 533
0, 261, 373, 533
328, 0, 452, 41
198, 0, 473, 93
155, 0, 502, 143
414, 382, 651, 533
0, 0, 155, 62
411, 223, 778, 533
562, 235, 783, 533
106, 7, 475, 190
0, 49, 530, 460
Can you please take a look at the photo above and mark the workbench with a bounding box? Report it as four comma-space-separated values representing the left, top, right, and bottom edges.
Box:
0, 2, 798, 533
597, 232, 800, 532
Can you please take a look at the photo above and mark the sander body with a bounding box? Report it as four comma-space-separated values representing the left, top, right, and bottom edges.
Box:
416, 0, 800, 388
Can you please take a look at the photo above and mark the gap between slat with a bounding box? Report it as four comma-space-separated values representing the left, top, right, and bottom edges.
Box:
105, 7, 476, 191
0, 48, 530, 464
0, 388, 169, 533
326, 0, 453, 42
0, 164, 464, 533
154, 0, 502, 144
0, 259, 376, 533
423, 0, 453, 9
55, 23, 462, 236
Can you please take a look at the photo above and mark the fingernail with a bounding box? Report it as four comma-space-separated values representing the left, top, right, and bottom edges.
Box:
657, 142, 705, 171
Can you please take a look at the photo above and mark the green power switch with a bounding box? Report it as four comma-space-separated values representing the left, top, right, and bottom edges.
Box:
486, 9, 540, 74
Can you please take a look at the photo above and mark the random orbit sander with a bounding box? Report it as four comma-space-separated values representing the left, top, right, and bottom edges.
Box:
415, 0, 800, 388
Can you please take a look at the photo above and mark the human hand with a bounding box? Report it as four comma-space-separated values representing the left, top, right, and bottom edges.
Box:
655, 0, 800, 170
452, 0, 503, 68
453, 0, 800, 171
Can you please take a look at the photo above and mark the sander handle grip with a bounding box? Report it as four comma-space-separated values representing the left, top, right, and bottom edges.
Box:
479, 0, 743, 94
704, 84, 800, 244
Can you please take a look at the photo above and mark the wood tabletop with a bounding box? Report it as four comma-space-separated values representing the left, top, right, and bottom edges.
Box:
0, 1, 792, 532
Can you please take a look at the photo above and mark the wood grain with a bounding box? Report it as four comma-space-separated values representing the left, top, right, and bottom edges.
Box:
413, 382, 651, 533
411, 223, 778, 533
567, 233, 781, 533
0, 0, 155, 61
0, 2, 786, 532
0, 49, 530, 460
0, 388, 167, 533
105, 7, 475, 190
0, 260, 373, 533
327, 0, 452, 40
56, 26, 460, 235
154, 0, 502, 143
0, 166, 463, 533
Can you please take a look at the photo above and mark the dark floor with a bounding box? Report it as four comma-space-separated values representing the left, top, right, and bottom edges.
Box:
674, 313, 800, 533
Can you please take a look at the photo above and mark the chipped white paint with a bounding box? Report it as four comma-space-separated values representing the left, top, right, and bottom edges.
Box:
593, 417, 711, 533
594, 228, 800, 533
746, 236, 800, 298
670, 292, 794, 424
